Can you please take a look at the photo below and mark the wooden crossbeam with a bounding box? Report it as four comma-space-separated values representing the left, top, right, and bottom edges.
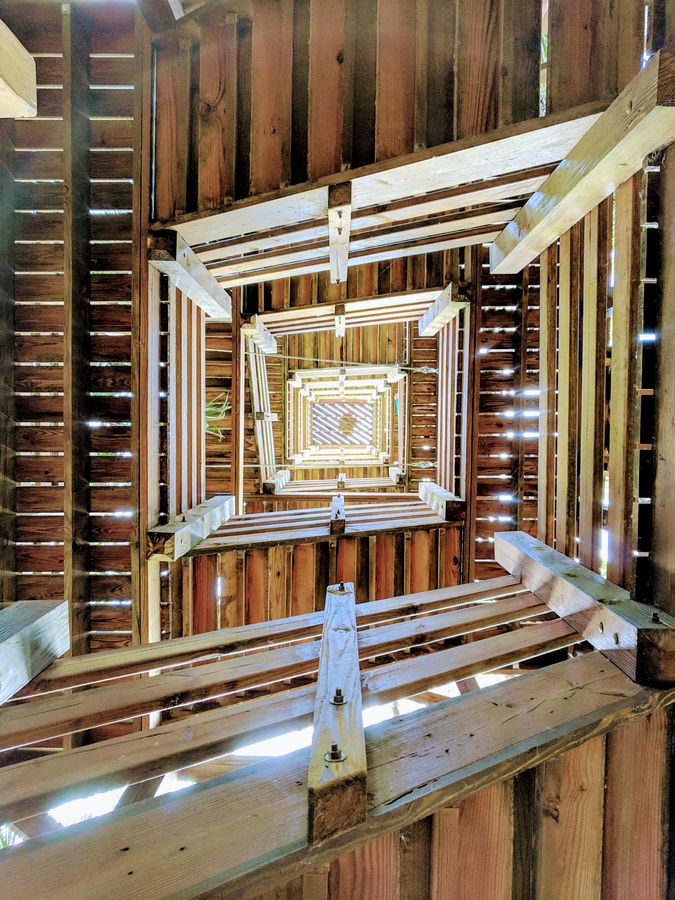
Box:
0, 20, 36, 117
418, 482, 465, 521
146, 495, 235, 561
308, 582, 366, 842
241, 314, 277, 354
494, 532, 675, 683
148, 231, 232, 318
329, 495, 346, 535
0, 602, 69, 705
263, 469, 291, 494
136, 0, 184, 31
418, 283, 469, 336
328, 183, 352, 284
490, 50, 675, 274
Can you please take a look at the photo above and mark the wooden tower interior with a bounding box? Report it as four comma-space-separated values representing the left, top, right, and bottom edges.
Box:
0, 1, 674, 897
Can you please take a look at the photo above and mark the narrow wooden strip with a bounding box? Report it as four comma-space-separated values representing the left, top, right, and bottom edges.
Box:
147, 495, 235, 561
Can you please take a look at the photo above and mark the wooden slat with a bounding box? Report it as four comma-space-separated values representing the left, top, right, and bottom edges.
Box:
417, 282, 468, 337
2, 654, 673, 898
0, 601, 69, 705
494, 531, 675, 683
491, 50, 675, 273
308, 582, 366, 842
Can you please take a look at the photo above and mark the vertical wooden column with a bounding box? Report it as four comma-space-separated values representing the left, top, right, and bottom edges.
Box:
607, 174, 642, 589
0, 123, 14, 604
653, 145, 675, 614
537, 244, 557, 544
62, 5, 91, 655
555, 223, 582, 557
578, 200, 610, 570
231, 296, 246, 513
511, 268, 529, 531
460, 248, 482, 581
131, 11, 161, 645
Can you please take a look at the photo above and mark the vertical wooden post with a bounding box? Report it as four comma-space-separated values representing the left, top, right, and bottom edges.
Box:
461, 248, 482, 581
653, 146, 675, 614
62, 5, 91, 655
537, 244, 557, 545
0, 122, 14, 605
131, 11, 161, 645
511, 268, 529, 531
231, 296, 246, 514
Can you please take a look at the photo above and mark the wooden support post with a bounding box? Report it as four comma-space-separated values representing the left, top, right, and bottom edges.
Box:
241, 314, 277, 353
491, 50, 675, 273
494, 531, 675, 683
0, 20, 37, 117
147, 496, 235, 561
419, 482, 465, 521
131, 12, 161, 646
537, 244, 557, 544
418, 283, 468, 337
62, 5, 91, 656
329, 495, 346, 535
148, 232, 232, 319
307, 581, 366, 843
328, 183, 352, 284
0, 122, 14, 605
0, 602, 69, 704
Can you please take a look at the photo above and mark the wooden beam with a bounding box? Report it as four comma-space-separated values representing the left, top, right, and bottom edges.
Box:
329, 495, 346, 535
0, 602, 69, 705
241, 313, 277, 353
494, 531, 675, 684
418, 482, 464, 521
418, 283, 469, 337
328, 182, 352, 284
147, 496, 235, 561
0, 20, 36, 118
491, 50, 675, 274
136, 0, 184, 32
2, 654, 673, 898
308, 582, 366, 842
148, 232, 232, 319
262, 470, 291, 494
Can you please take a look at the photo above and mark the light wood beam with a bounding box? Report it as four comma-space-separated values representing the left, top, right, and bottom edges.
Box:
0, 20, 36, 117
146, 496, 235, 561
491, 50, 675, 274
494, 531, 675, 683
0, 602, 69, 705
308, 582, 366, 842
148, 231, 232, 319
263, 470, 291, 494
418, 283, 469, 336
419, 482, 465, 520
136, 0, 184, 32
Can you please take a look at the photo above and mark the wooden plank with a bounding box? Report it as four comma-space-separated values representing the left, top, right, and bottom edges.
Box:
494, 531, 675, 683
491, 50, 675, 273
3, 654, 673, 898
62, 4, 91, 656
0, 19, 37, 116
537, 244, 557, 544
328, 182, 352, 285
147, 495, 235, 561
307, 0, 348, 180
417, 282, 468, 337
241, 313, 277, 353
418, 482, 464, 521
148, 231, 232, 319
329, 495, 346, 536
308, 582, 366, 842
263, 470, 291, 494
0, 602, 69, 705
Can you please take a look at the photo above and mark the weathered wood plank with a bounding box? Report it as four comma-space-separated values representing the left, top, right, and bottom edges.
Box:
417, 282, 468, 337
418, 482, 464, 521
0, 601, 69, 705
494, 531, 675, 683
0, 19, 36, 116
308, 582, 366, 842
491, 50, 675, 273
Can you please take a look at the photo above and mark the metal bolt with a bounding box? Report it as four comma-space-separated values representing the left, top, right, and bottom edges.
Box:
324, 742, 346, 763
651, 611, 661, 624
599, 621, 604, 634
331, 687, 345, 706
339, 581, 345, 591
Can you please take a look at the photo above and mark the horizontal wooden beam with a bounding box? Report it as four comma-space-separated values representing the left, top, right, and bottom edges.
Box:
418, 283, 469, 336
241, 314, 277, 354
418, 482, 465, 520
0, 21, 36, 117
146, 495, 235, 561
308, 582, 366, 842
494, 531, 675, 683
3, 654, 673, 897
0, 602, 69, 704
0, 618, 577, 825
490, 50, 675, 274
148, 231, 232, 319
262, 470, 291, 494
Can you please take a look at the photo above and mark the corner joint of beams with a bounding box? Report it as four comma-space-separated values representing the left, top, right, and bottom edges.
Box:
308, 581, 366, 844
148, 230, 232, 320
418, 283, 470, 337
418, 481, 465, 521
